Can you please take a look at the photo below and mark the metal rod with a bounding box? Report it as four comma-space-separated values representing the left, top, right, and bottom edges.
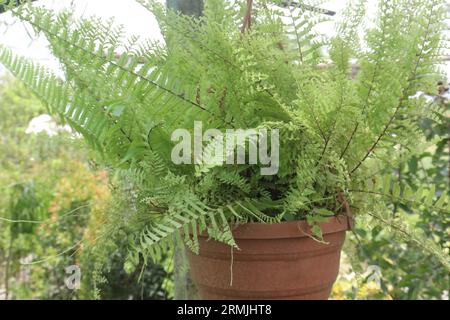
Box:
277, 1, 336, 16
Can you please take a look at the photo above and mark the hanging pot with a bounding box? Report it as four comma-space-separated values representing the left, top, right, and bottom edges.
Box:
187, 215, 351, 300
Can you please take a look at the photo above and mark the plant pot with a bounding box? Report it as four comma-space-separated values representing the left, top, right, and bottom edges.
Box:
187, 215, 350, 300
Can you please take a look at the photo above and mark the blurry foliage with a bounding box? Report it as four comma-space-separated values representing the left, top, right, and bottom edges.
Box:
0, 76, 172, 299
331, 252, 392, 300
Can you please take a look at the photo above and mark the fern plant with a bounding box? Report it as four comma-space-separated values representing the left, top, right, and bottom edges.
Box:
0, 0, 449, 273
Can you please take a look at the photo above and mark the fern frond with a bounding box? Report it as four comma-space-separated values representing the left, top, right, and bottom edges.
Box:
14, 4, 216, 128
282, 0, 329, 64
368, 210, 450, 272
354, 176, 450, 215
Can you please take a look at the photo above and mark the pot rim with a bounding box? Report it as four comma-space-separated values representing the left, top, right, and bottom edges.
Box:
201, 215, 351, 240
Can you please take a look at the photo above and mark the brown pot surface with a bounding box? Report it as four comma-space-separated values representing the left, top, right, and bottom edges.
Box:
187, 215, 349, 300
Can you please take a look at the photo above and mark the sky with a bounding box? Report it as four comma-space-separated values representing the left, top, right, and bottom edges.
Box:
0, 0, 449, 77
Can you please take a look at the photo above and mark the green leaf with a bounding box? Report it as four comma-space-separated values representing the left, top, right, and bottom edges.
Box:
107, 102, 126, 117
425, 185, 435, 207
314, 208, 335, 217
382, 176, 391, 195
434, 193, 447, 209
311, 225, 323, 238
392, 183, 401, 199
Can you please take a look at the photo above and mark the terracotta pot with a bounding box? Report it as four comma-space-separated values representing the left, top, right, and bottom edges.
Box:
187, 215, 350, 300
